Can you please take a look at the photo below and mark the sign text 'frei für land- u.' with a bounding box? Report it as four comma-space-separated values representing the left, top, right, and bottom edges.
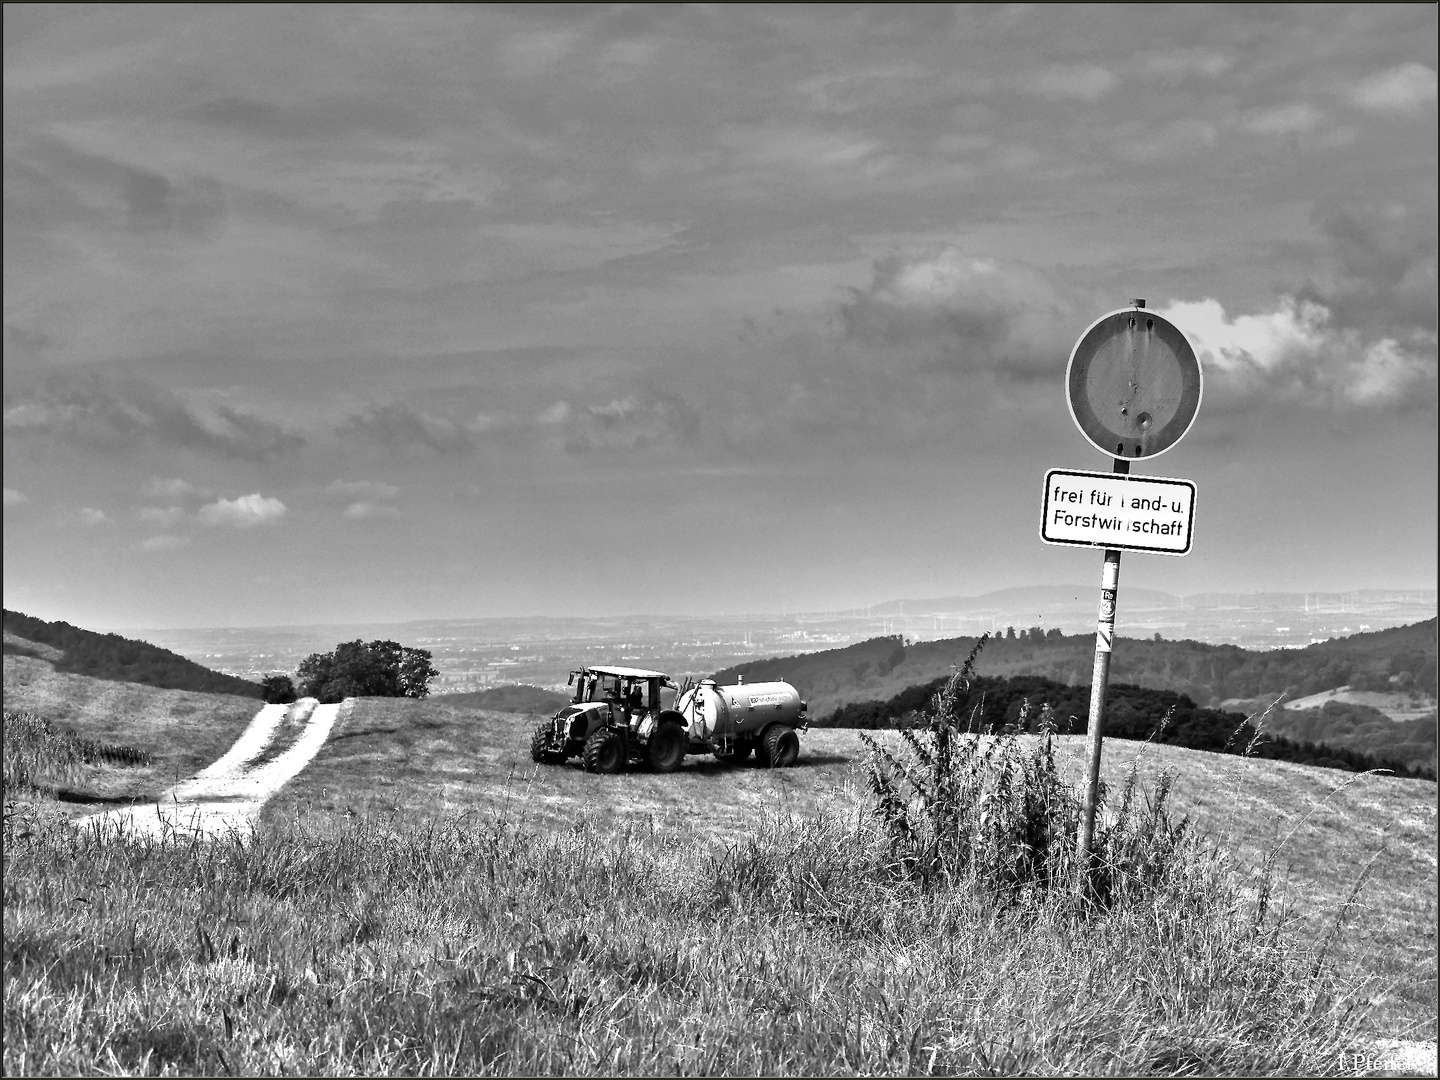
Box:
1040, 469, 1196, 555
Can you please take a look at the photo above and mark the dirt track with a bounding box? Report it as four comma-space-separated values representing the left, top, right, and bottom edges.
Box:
78, 697, 347, 839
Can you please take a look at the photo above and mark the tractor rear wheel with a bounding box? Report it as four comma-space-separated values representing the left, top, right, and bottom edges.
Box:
530, 721, 565, 764
646, 723, 686, 773
583, 727, 627, 774
763, 726, 800, 768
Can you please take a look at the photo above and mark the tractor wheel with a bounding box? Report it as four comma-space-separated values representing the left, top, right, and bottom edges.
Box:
583, 727, 627, 774
530, 721, 565, 764
714, 741, 753, 765
646, 723, 686, 773
763, 726, 801, 768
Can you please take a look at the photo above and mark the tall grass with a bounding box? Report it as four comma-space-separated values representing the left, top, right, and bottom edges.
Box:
3, 790, 1369, 1076
2, 710, 151, 797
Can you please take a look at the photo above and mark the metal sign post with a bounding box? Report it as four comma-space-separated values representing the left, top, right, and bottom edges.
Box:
1046, 299, 1203, 886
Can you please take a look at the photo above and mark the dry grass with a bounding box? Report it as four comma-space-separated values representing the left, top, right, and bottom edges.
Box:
2, 654, 263, 814
262, 694, 1438, 1043
4, 668, 1435, 1075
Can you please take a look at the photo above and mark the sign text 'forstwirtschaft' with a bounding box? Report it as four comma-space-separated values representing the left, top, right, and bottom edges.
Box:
1040, 468, 1196, 556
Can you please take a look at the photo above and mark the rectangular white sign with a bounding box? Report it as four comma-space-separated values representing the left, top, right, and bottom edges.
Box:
1040, 468, 1196, 556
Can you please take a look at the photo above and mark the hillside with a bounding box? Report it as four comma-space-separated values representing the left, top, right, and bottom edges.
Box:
3, 653, 265, 813
436, 683, 570, 714
3, 609, 262, 698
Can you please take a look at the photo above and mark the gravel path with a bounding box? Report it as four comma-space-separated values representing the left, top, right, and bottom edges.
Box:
78, 697, 347, 840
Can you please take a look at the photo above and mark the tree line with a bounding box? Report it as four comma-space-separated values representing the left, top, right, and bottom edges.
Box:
3, 609, 262, 698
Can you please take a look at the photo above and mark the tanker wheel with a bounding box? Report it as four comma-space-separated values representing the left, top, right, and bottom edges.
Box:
763, 727, 800, 768
715, 742, 753, 765
583, 727, 627, 774
646, 723, 686, 773
530, 721, 565, 765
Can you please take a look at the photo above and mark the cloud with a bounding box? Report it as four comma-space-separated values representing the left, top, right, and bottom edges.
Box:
3, 488, 26, 507
139, 534, 190, 552
342, 501, 401, 520
1350, 63, 1437, 115
3, 376, 304, 460
137, 505, 185, 527
548, 392, 701, 455
536, 401, 572, 425
76, 507, 112, 526
340, 402, 476, 454
1158, 296, 1436, 412
1113, 118, 1217, 164
198, 493, 287, 527
1027, 64, 1116, 102
838, 246, 1076, 380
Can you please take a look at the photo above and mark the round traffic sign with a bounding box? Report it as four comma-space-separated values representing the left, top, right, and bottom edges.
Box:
1066, 305, 1201, 459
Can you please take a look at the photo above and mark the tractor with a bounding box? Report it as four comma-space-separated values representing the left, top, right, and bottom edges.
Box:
529, 665, 807, 773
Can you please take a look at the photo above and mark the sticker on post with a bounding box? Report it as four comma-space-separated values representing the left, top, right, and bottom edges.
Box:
1040, 468, 1196, 556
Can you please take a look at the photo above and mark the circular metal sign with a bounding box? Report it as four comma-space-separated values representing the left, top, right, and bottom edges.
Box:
1066, 305, 1201, 459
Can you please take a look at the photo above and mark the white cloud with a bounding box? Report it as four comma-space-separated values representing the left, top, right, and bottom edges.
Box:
198, 493, 287, 527
3, 488, 26, 507
1158, 297, 1437, 411
137, 505, 185, 527
77, 507, 111, 526
1029, 64, 1116, 102
1114, 118, 1217, 164
139, 534, 190, 552
343, 500, 401, 520
536, 401, 572, 424
1350, 62, 1437, 114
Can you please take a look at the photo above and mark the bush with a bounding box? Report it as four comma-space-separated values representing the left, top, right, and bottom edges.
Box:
260, 675, 298, 704
2, 711, 151, 797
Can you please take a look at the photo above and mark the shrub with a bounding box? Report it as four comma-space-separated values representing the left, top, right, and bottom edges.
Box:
260, 675, 298, 704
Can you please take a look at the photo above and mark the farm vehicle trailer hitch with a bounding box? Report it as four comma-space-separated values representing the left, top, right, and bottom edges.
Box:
530, 665, 808, 774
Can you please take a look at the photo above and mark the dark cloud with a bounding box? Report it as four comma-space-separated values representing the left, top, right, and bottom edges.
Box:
1300, 200, 1438, 339
340, 402, 477, 454
2, 374, 304, 459
838, 247, 1079, 381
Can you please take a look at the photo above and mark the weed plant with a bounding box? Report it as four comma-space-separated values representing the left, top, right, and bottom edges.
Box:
862, 636, 1193, 911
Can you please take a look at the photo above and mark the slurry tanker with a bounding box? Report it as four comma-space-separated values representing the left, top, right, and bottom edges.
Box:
529, 664, 808, 774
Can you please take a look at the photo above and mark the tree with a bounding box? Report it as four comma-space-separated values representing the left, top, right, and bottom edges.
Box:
261, 674, 297, 704
1047, 627, 1064, 640
296, 639, 439, 703
1005, 626, 1017, 640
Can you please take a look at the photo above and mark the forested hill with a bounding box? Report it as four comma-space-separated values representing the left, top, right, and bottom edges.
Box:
2, 610, 262, 698
712, 618, 1438, 719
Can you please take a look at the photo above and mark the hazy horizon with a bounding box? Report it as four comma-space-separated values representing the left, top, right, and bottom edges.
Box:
5, 6, 1436, 630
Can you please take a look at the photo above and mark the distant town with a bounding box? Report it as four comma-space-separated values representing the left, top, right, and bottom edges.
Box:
117, 588, 1437, 695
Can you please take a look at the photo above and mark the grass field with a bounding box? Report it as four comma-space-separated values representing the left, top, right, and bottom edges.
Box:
2, 654, 267, 815
4, 655, 1436, 1075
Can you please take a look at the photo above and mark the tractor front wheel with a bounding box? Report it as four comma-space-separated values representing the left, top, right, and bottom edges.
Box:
646, 723, 686, 773
530, 721, 565, 764
583, 727, 627, 774
763, 726, 800, 768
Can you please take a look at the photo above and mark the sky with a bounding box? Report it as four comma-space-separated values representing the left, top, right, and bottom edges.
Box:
3, 4, 1437, 630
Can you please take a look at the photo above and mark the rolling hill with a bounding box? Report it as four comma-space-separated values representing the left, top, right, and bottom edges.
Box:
3, 609, 262, 698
